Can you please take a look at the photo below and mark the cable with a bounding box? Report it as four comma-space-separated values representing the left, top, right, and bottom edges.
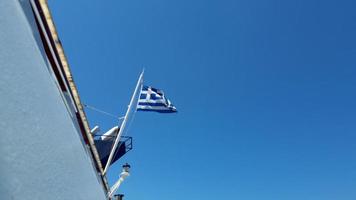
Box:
84, 104, 124, 120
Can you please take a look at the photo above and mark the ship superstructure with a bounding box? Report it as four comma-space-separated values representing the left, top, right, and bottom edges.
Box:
0, 0, 121, 199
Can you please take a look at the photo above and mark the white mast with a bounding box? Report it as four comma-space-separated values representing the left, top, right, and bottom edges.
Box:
108, 163, 131, 198
103, 71, 144, 175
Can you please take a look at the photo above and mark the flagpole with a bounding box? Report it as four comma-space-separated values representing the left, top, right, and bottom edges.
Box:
103, 71, 144, 175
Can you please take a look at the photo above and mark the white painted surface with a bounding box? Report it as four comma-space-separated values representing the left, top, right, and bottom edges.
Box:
0, 1, 106, 199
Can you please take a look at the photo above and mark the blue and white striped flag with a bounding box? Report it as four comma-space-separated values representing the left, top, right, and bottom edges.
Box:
137, 85, 177, 113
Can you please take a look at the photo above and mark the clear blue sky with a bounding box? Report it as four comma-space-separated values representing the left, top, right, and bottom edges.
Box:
50, 0, 356, 199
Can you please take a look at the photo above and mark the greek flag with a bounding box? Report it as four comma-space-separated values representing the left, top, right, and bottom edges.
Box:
137, 85, 177, 113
